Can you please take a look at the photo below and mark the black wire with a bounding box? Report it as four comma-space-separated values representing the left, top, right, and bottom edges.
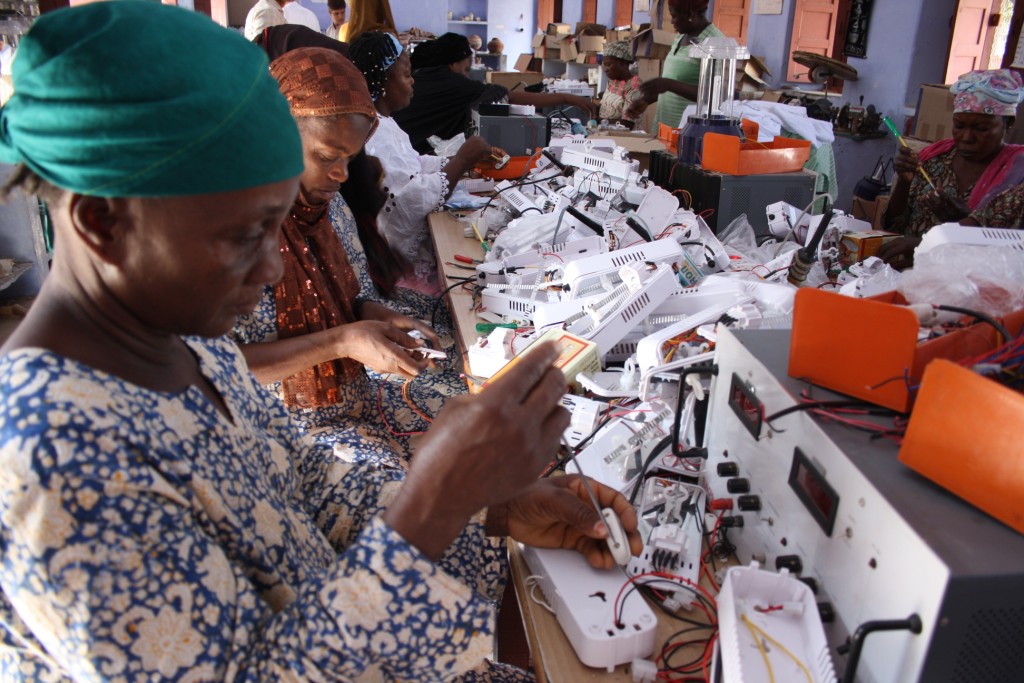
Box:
671, 364, 717, 460
541, 412, 614, 478
936, 304, 1013, 344
762, 399, 903, 432
478, 172, 564, 215
432, 276, 474, 329
616, 578, 717, 626
628, 435, 673, 505
662, 630, 716, 674
640, 586, 715, 627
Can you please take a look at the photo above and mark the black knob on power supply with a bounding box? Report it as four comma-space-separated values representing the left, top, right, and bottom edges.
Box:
818, 601, 836, 623
775, 555, 803, 574
717, 462, 739, 477
726, 478, 750, 494
737, 494, 761, 511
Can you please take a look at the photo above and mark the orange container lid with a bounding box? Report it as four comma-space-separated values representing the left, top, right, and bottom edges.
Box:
475, 155, 539, 180
701, 131, 812, 175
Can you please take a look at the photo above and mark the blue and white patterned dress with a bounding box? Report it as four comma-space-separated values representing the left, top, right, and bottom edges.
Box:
232, 195, 466, 473
0, 337, 526, 682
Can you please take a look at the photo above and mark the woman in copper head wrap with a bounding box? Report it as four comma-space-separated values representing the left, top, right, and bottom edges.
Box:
232, 47, 449, 472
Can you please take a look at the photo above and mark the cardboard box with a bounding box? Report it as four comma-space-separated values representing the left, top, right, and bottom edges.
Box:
544, 34, 578, 61
637, 57, 662, 82
578, 35, 605, 53
738, 55, 771, 93
837, 229, 900, 267
913, 84, 954, 142
606, 28, 632, 43
850, 195, 891, 231
486, 71, 545, 89
514, 53, 534, 72
632, 28, 676, 60
547, 22, 571, 35
484, 328, 600, 394
575, 22, 606, 36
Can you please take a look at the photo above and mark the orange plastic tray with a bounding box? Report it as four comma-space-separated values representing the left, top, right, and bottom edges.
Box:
657, 122, 679, 149
899, 360, 1024, 535
475, 155, 539, 180
701, 132, 811, 175
788, 288, 1024, 412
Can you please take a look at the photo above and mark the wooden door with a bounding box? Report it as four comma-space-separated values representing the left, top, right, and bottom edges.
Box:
712, 0, 750, 44
614, 0, 634, 28
537, 0, 563, 30
583, 0, 597, 23
946, 0, 998, 82
787, 0, 846, 82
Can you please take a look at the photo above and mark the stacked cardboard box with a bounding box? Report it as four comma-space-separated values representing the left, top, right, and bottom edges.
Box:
532, 27, 578, 61
913, 84, 954, 142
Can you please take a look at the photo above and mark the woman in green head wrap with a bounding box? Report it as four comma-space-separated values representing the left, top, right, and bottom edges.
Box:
0, 4, 640, 681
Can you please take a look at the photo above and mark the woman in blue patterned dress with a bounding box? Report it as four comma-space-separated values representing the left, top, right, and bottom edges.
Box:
232, 48, 457, 472
0, 4, 641, 681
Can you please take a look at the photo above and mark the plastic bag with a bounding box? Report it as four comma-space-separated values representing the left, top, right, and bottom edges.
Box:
899, 244, 1024, 317
428, 133, 466, 157
717, 213, 800, 273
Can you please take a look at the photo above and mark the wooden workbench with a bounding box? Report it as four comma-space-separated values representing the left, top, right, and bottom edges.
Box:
428, 210, 723, 681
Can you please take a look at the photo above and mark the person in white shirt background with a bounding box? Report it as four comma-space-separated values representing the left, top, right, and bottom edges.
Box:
243, 0, 286, 40
324, 0, 346, 40
283, 0, 321, 32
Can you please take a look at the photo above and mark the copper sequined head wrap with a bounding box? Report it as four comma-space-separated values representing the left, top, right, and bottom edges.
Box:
270, 47, 379, 135
269, 47, 380, 410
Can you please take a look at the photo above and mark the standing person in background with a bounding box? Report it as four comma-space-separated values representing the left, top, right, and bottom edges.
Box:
244, 0, 285, 40
598, 40, 642, 128
624, 0, 724, 129
324, 0, 346, 40
343, 0, 395, 42
395, 33, 595, 154
283, 0, 320, 32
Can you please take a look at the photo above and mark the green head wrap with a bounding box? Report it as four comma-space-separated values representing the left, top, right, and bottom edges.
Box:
0, 1, 303, 197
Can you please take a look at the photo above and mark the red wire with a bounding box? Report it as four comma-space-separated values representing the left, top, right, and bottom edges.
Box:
377, 375, 428, 437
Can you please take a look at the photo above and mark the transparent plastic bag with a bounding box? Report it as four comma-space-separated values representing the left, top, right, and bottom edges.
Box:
899, 244, 1024, 317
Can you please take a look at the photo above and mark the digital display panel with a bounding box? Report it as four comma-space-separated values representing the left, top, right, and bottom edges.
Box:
788, 447, 840, 536
728, 373, 762, 439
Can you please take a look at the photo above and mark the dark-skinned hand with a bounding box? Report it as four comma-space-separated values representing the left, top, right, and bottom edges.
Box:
488, 476, 643, 570
384, 342, 570, 559
920, 189, 970, 223
334, 320, 430, 378
877, 235, 921, 269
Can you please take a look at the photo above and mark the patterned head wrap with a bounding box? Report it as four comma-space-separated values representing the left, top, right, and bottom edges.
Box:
270, 47, 379, 138
604, 40, 634, 62
410, 32, 473, 70
349, 31, 405, 102
0, 1, 302, 197
951, 69, 1024, 116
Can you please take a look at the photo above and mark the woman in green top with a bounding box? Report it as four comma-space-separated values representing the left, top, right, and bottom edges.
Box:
625, 0, 724, 129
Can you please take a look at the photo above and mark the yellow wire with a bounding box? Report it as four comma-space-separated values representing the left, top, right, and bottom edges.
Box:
740, 613, 814, 683
742, 614, 776, 683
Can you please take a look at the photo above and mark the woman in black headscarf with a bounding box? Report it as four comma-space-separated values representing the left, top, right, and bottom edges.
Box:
393, 32, 596, 153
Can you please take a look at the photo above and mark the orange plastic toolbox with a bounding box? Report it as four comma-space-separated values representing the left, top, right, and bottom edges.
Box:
701, 131, 811, 175
788, 288, 1024, 412
899, 360, 1024, 535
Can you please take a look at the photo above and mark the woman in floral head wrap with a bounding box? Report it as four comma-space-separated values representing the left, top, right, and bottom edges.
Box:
599, 40, 642, 127
882, 69, 1024, 264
